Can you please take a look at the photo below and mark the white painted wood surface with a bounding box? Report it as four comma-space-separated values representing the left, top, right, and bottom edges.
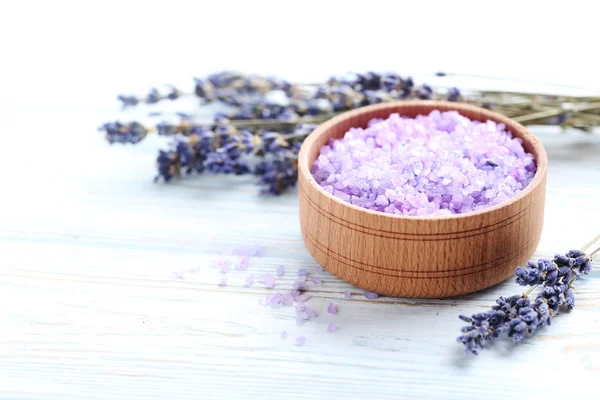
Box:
2, 2, 600, 398
1, 104, 599, 400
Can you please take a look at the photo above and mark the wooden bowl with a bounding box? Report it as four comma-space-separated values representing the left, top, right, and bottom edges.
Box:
298, 101, 547, 298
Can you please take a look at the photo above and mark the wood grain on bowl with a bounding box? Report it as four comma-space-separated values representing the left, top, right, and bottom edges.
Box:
298, 101, 547, 298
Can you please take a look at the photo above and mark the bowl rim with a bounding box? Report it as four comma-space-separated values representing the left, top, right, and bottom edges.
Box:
298, 100, 548, 221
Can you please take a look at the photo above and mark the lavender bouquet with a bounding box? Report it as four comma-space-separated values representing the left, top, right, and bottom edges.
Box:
458, 234, 599, 354
98, 71, 600, 194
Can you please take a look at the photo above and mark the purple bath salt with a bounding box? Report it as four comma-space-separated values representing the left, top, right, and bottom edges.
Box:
363, 291, 379, 300
244, 274, 255, 287
237, 256, 250, 270
316, 266, 324, 274
219, 276, 228, 287
293, 281, 307, 290
327, 323, 337, 333
327, 302, 338, 314
276, 265, 285, 276
296, 336, 307, 345
298, 269, 308, 277
264, 274, 276, 289
295, 294, 312, 303
280, 331, 288, 339
311, 277, 323, 286
344, 291, 351, 299
311, 110, 537, 216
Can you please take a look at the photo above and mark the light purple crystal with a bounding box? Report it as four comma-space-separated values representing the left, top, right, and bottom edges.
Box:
213, 258, 231, 273
264, 274, 276, 289
276, 265, 285, 276
219, 276, 228, 287
298, 269, 308, 277
296, 336, 307, 345
293, 281, 307, 290
344, 291, 351, 299
327, 302, 338, 314
363, 291, 379, 300
311, 277, 322, 286
295, 294, 312, 303
311, 111, 537, 216
280, 331, 287, 339
327, 323, 337, 333
305, 307, 318, 318
281, 294, 294, 305
244, 274, 255, 287
238, 256, 250, 270
316, 266, 324, 274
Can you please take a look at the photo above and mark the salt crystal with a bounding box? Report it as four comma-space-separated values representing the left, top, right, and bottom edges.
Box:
219, 276, 228, 287
363, 291, 379, 300
311, 277, 322, 286
280, 331, 287, 339
296, 336, 306, 345
293, 281, 307, 290
327, 303, 338, 314
327, 323, 337, 333
316, 266, 324, 274
295, 294, 312, 303
276, 265, 285, 276
238, 256, 250, 270
298, 269, 308, 276
305, 307, 318, 318
244, 274, 255, 287
344, 290, 351, 299
264, 274, 276, 289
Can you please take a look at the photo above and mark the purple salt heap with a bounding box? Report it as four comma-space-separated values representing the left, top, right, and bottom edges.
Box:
311, 110, 536, 216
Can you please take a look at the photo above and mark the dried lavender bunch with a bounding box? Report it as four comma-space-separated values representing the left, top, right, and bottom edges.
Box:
100, 70, 600, 194
152, 119, 313, 194
457, 237, 599, 355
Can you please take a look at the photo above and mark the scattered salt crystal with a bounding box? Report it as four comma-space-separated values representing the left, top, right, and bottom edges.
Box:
296, 275, 307, 282
316, 266, 324, 274
327, 323, 337, 333
293, 281, 307, 290
281, 294, 294, 305
327, 303, 338, 314
296, 318, 305, 326
363, 291, 379, 300
270, 294, 283, 305
213, 258, 231, 273
305, 307, 318, 318
276, 265, 285, 276
280, 331, 287, 339
295, 303, 306, 312
296, 336, 307, 345
219, 276, 228, 287
289, 289, 301, 298
311, 277, 323, 286
244, 274, 255, 287
311, 111, 536, 216
298, 269, 308, 276
236, 256, 250, 271
295, 294, 312, 303
344, 291, 351, 299
264, 274, 276, 289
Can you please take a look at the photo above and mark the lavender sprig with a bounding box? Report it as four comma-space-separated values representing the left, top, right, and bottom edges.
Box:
457, 237, 599, 355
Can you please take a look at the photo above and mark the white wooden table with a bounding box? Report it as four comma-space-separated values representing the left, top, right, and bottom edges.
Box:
1, 97, 599, 399
2, 2, 600, 397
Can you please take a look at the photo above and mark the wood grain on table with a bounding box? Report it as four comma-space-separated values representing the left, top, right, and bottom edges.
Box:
0, 109, 599, 400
